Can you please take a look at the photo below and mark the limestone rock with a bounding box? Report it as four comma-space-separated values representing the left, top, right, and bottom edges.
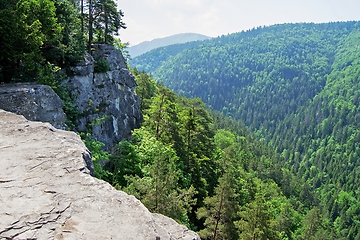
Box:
0, 83, 66, 130
64, 44, 142, 150
0, 110, 200, 240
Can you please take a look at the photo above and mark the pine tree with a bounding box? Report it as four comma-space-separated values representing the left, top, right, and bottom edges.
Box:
197, 172, 239, 240
236, 180, 281, 240
122, 128, 196, 224
95, 0, 126, 44
86, 0, 126, 51
197, 130, 241, 240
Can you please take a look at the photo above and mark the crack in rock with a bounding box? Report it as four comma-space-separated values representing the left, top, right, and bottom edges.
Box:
0, 203, 71, 239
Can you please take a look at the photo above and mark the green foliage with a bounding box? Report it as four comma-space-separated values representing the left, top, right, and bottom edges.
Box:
0, 0, 62, 82
0, 0, 86, 82
51, 0, 85, 65
94, 58, 110, 73
86, 0, 126, 51
197, 130, 240, 240
113, 38, 131, 62
118, 70, 305, 236
131, 21, 360, 238
121, 129, 194, 221
236, 180, 282, 240
106, 141, 141, 187
81, 133, 112, 181
93, 0, 126, 44
131, 67, 157, 110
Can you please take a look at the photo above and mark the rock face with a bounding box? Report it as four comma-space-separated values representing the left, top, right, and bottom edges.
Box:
0, 83, 67, 130
0, 110, 200, 240
63, 44, 142, 150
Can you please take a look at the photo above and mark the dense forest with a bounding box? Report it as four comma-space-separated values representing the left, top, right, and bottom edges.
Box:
2, 0, 360, 238
131, 21, 360, 239
88, 69, 327, 239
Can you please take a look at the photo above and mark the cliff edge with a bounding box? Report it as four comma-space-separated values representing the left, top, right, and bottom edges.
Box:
0, 110, 199, 240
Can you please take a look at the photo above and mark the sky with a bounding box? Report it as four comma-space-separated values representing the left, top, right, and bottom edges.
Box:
117, 0, 360, 46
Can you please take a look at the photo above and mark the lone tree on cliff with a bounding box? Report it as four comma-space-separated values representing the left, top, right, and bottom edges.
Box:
87, 0, 126, 52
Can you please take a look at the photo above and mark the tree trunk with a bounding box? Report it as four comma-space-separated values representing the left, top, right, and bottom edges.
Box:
81, 0, 84, 33
212, 186, 225, 240
88, 0, 93, 53
104, 10, 108, 44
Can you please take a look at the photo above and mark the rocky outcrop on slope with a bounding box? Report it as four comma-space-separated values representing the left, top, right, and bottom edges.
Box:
63, 44, 142, 150
0, 110, 199, 240
0, 45, 142, 151
0, 83, 66, 130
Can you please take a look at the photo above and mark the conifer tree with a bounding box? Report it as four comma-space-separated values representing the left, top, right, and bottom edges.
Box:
236, 180, 281, 240
86, 0, 126, 51
197, 172, 239, 240
95, 0, 125, 44
143, 86, 180, 145
122, 128, 196, 224
197, 130, 240, 240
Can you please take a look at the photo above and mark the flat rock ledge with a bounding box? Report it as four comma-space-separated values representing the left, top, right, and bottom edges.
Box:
0, 110, 199, 240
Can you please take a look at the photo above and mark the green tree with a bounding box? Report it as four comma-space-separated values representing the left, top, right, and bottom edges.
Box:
106, 141, 142, 187
50, 0, 85, 65
122, 128, 196, 224
94, 0, 126, 44
236, 180, 281, 240
132, 68, 157, 110
197, 130, 240, 240
0, 0, 61, 82
300, 207, 324, 240
142, 86, 181, 145
87, 0, 126, 51
197, 172, 239, 240
180, 97, 216, 226
114, 38, 131, 62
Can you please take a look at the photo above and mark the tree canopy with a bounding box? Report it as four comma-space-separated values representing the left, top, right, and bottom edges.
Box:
0, 0, 126, 83
130, 21, 360, 239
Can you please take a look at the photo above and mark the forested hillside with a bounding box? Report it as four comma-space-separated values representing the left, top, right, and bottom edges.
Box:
88, 69, 332, 239
131, 21, 360, 239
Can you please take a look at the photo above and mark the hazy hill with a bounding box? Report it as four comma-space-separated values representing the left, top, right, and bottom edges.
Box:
131, 21, 360, 239
127, 33, 211, 57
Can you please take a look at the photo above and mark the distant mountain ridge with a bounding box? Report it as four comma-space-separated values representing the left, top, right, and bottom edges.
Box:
128, 33, 211, 57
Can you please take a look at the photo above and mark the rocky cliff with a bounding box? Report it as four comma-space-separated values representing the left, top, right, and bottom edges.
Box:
0, 44, 142, 151
0, 110, 199, 240
63, 44, 142, 150
0, 83, 67, 130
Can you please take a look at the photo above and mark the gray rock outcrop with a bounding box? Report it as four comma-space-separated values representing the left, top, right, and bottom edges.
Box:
0, 110, 200, 240
63, 44, 142, 150
0, 83, 66, 130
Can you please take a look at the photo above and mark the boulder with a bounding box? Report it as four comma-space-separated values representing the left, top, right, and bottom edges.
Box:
0, 110, 200, 240
0, 82, 66, 130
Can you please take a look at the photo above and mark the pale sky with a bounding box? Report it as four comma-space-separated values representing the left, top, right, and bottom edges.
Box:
117, 0, 360, 46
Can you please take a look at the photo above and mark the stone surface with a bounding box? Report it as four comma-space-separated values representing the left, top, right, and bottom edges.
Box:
0, 110, 200, 240
0, 83, 66, 130
64, 44, 142, 150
